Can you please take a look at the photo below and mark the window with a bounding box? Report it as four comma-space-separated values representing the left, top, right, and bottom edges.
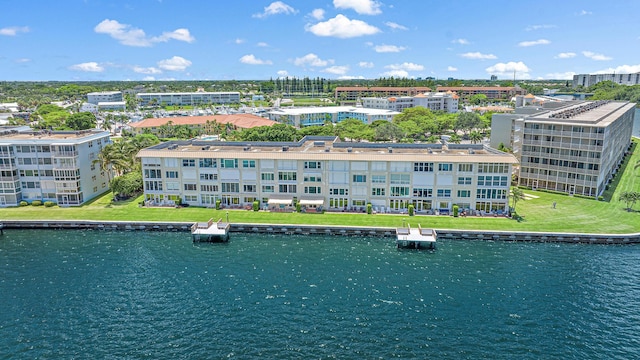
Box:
304, 161, 322, 169
184, 195, 198, 202
390, 186, 410, 196
371, 175, 386, 183
303, 175, 322, 182
437, 189, 451, 197
201, 184, 218, 192
329, 188, 348, 195
144, 169, 161, 178
478, 163, 509, 173
184, 183, 197, 191
182, 159, 195, 167
352, 174, 367, 183
261, 185, 274, 193
242, 160, 256, 168
278, 184, 297, 193
278, 171, 297, 181
243, 185, 256, 192
166, 182, 180, 191
413, 188, 432, 198
414, 162, 434, 172
144, 181, 163, 191
458, 163, 473, 172
200, 173, 217, 181
457, 177, 472, 185
221, 159, 238, 168
221, 183, 239, 192
371, 188, 385, 196
304, 186, 321, 194
199, 158, 217, 168
166, 171, 179, 179
438, 163, 453, 172
390, 174, 410, 184
261, 173, 274, 181
457, 190, 471, 198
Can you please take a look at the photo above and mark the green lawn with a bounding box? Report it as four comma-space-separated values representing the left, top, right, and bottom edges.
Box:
3, 139, 639, 234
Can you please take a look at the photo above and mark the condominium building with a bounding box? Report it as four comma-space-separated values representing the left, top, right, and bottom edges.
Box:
87, 91, 123, 105
137, 136, 518, 214
362, 92, 459, 113
436, 86, 525, 100
573, 73, 640, 88
0, 127, 112, 207
334, 87, 432, 102
136, 92, 241, 106
267, 106, 400, 127
491, 100, 636, 197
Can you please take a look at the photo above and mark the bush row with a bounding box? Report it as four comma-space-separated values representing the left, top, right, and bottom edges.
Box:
19, 200, 56, 207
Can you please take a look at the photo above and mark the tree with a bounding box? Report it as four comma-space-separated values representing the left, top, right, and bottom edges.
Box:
335, 119, 372, 142
469, 94, 488, 105
455, 112, 483, 135
66, 112, 97, 130
511, 187, 525, 214
448, 134, 462, 144
110, 171, 143, 198
469, 130, 484, 144
373, 121, 404, 141
619, 191, 640, 212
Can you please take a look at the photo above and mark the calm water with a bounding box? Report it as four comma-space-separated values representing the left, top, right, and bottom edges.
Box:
1, 230, 640, 359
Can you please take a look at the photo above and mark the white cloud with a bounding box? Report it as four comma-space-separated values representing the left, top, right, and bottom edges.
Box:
239, 54, 273, 65
133, 66, 162, 74
518, 39, 551, 47
359, 61, 374, 68
69, 62, 104, 72
451, 38, 469, 45
485, 61, 531, 79
306, 14, 380, 38
381, 70, 409, 77
0, 26, 29, 36
253, 1, 297, 18
257, 42, 269, 47
578, 10, 592, 16
310, 8, 325, 20
447, 66, 458, 72
94, 19, 194, 47
277, 70, 289, 77
157, 56, 192, 71
143, 76, 156, 81
525, 24, 556, 31
385, 21, 408, 30
15, 58, 31, 63
544, 71, 576, 80
385, 62, 424, 71
333, 0, 382, 15
593, 64, 640, 74
294, 53, 332, 67
338, 75, 365, 80
323, 65, 349, 75
555, 52, 576, 59
583, 51, 612, 61
235, 38, 245, 44
460, 52, 497, 60
373, 44, 405, 53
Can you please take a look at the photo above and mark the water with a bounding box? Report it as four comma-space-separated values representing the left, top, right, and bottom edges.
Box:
2, 230, 640, 359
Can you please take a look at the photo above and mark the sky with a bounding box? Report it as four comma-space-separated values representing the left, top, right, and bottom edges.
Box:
1, 0, 640, 82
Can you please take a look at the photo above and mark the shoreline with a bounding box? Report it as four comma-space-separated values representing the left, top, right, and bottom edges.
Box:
2, 220, 639, 245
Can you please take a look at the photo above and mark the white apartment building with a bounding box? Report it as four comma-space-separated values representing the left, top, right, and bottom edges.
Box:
491, 101, 636, 197
573, 73, 640, 88
87, 91, 123, 105
267, 106, 400, 127
137, 137, 518, 214
0, 127, 112, 207
362, 92, 459, 113
136, 92, 241, 106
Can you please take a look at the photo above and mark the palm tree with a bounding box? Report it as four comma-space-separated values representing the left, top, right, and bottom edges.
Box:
619, 191, 640, 212
448, 134, 462, 144
511, 187, 526, 214
469, 130, 484, 144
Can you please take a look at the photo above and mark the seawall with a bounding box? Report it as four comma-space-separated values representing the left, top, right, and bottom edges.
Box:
2, 220, 640, 245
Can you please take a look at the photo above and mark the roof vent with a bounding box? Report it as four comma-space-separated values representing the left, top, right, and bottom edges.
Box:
202, 145, 210, 150
428, 148, 433, 154
388, 146, 393, 153
347, 147, 353, 153
282, 146, 289, 152
324, 147, 330, 152
468, 148, 475, 154
243, 144, 251, 151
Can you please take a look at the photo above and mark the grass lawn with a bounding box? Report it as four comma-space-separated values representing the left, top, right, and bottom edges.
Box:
3, 139, 639, 234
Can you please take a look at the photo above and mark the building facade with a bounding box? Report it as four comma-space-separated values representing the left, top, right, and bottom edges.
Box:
491, 101, 636, 197
362, 92, 459, 113
137, 137, 517, 214
0, 127, 112, 207
334, 87, 432, 102
573, 73, 640, 88
436, 86, 525, 100
87, 91, 123, 105
136, 92, 241, 106
267, 106, 400, 127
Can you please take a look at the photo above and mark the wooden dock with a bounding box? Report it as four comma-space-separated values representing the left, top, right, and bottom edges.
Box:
396, 224, 437, 249
191, 218, 230, 242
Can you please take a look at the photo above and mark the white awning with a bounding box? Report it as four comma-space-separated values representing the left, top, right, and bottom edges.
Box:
299, 199, 324, 206
268, 197, 293, 205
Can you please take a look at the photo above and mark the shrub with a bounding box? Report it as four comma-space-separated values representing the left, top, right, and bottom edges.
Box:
295, 202, 301, 213
367, 203, 372, 214
44, 201, 55, 207
253, 200, 259, 211
19, 201, 28, 207
408, 204, 415, 216
215, 199, 221, 210
32, 200, 43, 206
453, 204, 459, 217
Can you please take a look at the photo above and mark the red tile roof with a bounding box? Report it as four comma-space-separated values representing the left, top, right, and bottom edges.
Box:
129, 113, 277, 129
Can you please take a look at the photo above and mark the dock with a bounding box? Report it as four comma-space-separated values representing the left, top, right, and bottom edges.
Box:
191, 218, 230, 242
396, 224, 437, 249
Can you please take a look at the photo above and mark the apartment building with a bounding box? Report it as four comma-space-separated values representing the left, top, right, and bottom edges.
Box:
87, 91, 123, 104
0, 127, 112, 207
436, 86, 525, 100
136, 92, 241, 106
491, 101, 636, 197
334, 87, 432, 102
573, 73, 640, 88
267, 106, 400, 127
137, 136, 518, 214
362, 92, 459, 113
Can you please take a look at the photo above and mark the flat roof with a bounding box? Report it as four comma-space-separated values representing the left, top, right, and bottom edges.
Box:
130, 114, 277, 129
526, 101, 636, 126
137, 91, 240, 96
138, 136, 518, 164
0, 129, 110, 142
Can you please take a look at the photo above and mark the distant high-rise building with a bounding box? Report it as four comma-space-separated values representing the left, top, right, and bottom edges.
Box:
572, 73, 640, 88
490, 75, 498, 81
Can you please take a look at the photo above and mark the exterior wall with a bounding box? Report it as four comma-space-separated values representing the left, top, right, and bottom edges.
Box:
136, 92, 241, 106
334, 87, 432, 101
573, 73, 640, 88
267, 107, 399, 127
139, 151, 513, 214
87, 92, 123, 105
436, 87, 525, 100
362, 93, 458, 113
0, 131, 112, 207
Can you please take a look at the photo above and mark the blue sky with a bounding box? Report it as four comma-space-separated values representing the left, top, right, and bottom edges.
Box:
1, 0, 639, 81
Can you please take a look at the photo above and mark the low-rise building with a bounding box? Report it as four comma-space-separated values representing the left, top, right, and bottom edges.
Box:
334, 86, 432, 102
87, 91, 123, 105
362, 92, 459, 113
573, 73, 640, 88
267, 106, 399, 127
137, 136, 517, 214
0, 127, 112, 207
136, 92, 241, 106
436, 86, 525, 100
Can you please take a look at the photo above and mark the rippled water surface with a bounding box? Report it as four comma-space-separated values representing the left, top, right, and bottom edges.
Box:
2, 230, 640, 359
